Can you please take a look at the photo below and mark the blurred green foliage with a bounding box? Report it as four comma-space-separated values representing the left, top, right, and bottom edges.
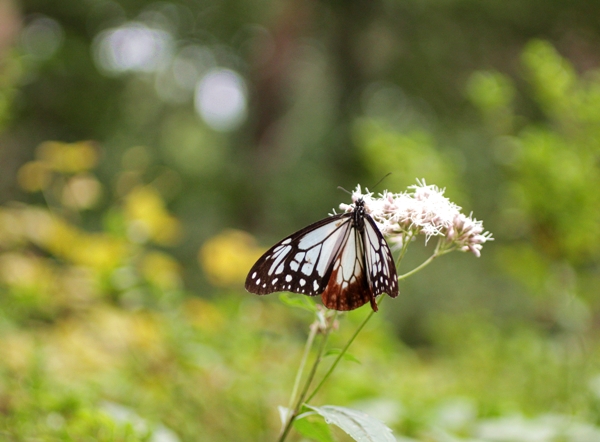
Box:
467, 40, 600, 322
1, 0, 600, 440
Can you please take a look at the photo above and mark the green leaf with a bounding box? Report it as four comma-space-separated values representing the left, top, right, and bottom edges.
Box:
306, 405, 395, 442
324, 349, 361, 364
279, 293, 317, 312
294, 414, 336, 442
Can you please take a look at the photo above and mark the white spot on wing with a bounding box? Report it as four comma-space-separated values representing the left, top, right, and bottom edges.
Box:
301, 262, 314, 275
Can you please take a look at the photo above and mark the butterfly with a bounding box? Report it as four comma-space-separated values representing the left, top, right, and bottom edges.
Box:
245, 198, 399, 312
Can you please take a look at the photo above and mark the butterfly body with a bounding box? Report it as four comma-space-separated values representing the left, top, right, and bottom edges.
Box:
245, 198, 399, 311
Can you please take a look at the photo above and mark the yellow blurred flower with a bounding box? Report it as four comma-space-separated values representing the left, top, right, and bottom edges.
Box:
129, 311, 166, 358
89, 307, 166, 361
61, 173, 102, 210
3, 206, 126, 275
68, 233, 128, 272
18, 210, 126, 272
45, 317, 119, 377
0, 252, 54, 291
17, 160, 51, 192
140, 251, 181, 290
56, 266, 100, 308
87, 306, 136, 354
32, 213, 82, 258
124, 186, 181, 246
183, 297, 225, 331
36, 140, 99, 174
0, 208, 27, 247
19, 207, 54, 246
199, 229, 264, 287
42, 306, 168, 379
0, 331, 35, 372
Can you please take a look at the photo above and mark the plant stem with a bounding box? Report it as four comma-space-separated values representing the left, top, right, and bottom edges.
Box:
305, 298, 383, 404
278, 311, 337, 442
397, 239, 453, 281
396, 232, 413, 265
285, 319, 319, 413
397, 253, 438, 281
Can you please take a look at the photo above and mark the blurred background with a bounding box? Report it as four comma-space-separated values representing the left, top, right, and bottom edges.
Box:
1, 0, 600, 440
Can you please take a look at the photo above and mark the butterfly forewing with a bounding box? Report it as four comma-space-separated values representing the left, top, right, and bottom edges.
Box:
245, 214, 353, 296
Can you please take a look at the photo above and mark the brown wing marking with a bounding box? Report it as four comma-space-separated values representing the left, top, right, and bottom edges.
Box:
320, 265, 375, 311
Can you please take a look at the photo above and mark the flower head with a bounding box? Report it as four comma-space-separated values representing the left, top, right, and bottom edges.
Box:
340, 180, 493, 256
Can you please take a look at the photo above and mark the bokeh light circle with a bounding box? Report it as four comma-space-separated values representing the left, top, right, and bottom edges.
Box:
194, 68, 248, 132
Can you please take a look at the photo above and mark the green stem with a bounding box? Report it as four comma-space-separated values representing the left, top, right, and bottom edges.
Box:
305, 298, 383, 404
397, 238, 453, 281
396, 232, 413, 264
285, 319, 319, 413
278, 311, 337, 442
397, 253, 438, 281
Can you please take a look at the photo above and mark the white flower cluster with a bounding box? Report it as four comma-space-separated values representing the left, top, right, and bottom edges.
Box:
340, 180, 493, 257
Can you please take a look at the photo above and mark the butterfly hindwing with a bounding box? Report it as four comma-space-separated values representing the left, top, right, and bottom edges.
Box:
363, 215, 399, 299
245, 213, 353, 296
321, 214, 399, 311
320, 226, 374, 311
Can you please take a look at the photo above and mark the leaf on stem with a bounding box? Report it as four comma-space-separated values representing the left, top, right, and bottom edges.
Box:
293, 412, 336, 442
324, 348, 361, 364
306, 405, 396, 442
279, 293, 317, 312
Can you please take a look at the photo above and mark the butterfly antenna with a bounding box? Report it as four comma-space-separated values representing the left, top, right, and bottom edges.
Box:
371, 173, 392, 191
337, 186, 352, 195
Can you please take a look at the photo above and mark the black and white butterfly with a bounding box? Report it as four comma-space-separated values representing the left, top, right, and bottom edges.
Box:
245, 198, 399, 312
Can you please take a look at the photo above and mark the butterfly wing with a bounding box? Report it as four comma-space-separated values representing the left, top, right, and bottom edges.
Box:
320, 225, 374, 311
246, 206, 399, 312
245, 213, 353, 296
362, 215, 399, 300
320, 214, 399, 311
